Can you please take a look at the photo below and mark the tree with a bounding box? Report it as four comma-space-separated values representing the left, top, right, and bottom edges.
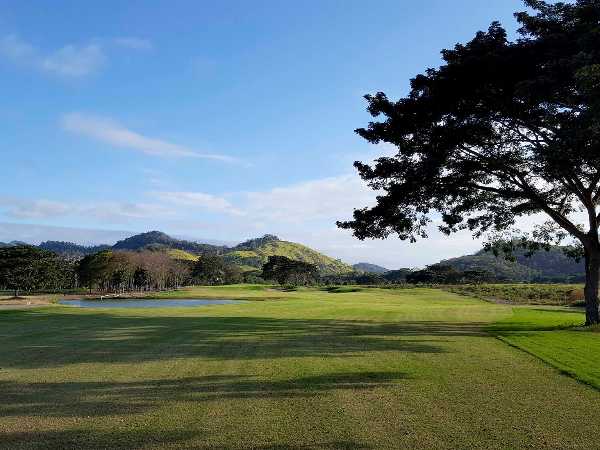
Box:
0, 246, 72, 296
192, 255, 240, 285
337, 1, 600, 324
262, 256, 319, 286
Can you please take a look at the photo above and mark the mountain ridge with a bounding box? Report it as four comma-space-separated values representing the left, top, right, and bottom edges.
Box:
353, 262, 389, 274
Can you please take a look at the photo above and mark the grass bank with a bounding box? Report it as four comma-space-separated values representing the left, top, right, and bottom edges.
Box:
0, 286, 599, 449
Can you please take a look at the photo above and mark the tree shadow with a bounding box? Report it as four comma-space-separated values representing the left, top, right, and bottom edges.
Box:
0, 311, 494, 370
0, 429, 198, 450
0, 428, 372, 450
0, 371, 409, 419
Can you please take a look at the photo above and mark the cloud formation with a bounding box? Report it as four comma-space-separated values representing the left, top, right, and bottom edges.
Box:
0, 198, 72, 220
61, 113, 242, 163
154, 192, 243, 215
243, 175, 377, 222
113, 37, 153, 51
0, 34, 152, 77
0, 34, 106, 77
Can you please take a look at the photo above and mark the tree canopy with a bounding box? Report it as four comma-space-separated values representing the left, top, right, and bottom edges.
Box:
0, 246, 74, 296
262, 256, 319, 286
338, 0, 600, 323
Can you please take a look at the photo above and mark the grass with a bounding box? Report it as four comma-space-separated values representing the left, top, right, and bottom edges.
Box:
1, 286, 600, 449
167, 249, 200, 261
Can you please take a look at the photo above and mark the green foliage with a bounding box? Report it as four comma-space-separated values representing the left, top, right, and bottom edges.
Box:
262, 255, 319, 286
77, 250, 191, 292
192, 255, 242, 285
0, 245, 75, 295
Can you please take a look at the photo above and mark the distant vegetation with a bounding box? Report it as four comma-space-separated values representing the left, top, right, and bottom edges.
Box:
38, 241, 111, 259
112, 231, 226, 255
442, 246, 584, 283
352, 262, 389, 274
0, 229, 590, 296
447, 284, 584, 306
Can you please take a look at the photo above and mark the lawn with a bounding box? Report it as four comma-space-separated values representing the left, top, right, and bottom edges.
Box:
1, 286, 599, 449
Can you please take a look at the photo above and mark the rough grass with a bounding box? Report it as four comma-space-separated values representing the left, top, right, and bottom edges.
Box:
1, 286, 599, 449
446, 283, 584, 305
167, 249, 199, 261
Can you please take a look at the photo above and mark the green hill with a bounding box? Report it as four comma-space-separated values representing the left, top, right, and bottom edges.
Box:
441, 246, 584, 283
224, 235, 353, 275
113, 231, 225, 254
38, 241, 110, 258
353, 262, 389, 274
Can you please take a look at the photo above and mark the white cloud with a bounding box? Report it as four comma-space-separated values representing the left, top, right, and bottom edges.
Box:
154, 191, 243, 215
0, 198, 72, 220
0, 34, 35, 60
41, 44, 105, 77
84, 202, 174, 222
113, 37, 153, 51
61, 113, 243, 163
243, 175, 377, 222
0, 197, 173, 224
0, 34, 105, 77
0, 34, 152, 78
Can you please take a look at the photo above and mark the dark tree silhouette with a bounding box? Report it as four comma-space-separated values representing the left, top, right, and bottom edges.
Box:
338, 1, 600, 324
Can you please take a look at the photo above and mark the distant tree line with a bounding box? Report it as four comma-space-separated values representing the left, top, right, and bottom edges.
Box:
322, 264, 493, 286
0, 245, 536, 297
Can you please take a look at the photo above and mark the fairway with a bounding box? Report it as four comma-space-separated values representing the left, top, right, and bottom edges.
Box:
1, 287, 599, 449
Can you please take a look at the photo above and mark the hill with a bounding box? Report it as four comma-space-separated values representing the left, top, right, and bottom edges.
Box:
353, 262, 389, 274
224, 235, 353, 275
11, 231, 353, 275
166, 249, 199, 262
38, 241, 110, 258
112, 231, 225, 255
441, 246, 584, 283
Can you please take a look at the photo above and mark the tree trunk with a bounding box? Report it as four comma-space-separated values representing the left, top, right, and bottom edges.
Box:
584, 249, 600, 325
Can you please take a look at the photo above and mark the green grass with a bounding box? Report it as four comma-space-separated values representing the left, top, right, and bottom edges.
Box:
1, 286, 600, 449
487, 307, 600, 389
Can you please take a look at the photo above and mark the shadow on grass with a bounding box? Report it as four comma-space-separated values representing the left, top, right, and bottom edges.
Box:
0, 311, 496, 369
0, 371, 409, 419
0, 428, 372, 450
0, 429, 198, 450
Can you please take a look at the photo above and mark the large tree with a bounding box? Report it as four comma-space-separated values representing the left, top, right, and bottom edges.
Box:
338, 0, 600, 324
0, 246, 73, 296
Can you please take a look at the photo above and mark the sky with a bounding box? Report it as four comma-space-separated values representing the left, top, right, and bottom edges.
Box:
1, 0, 534, 269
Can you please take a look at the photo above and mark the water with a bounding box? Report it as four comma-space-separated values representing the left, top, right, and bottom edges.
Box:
58, 299, 243, 308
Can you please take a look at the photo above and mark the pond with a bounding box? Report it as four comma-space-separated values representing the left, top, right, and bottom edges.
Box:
58, 299, 244, 308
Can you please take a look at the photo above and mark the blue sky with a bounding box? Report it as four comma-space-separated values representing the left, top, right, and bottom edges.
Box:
1, 0, 530, 268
